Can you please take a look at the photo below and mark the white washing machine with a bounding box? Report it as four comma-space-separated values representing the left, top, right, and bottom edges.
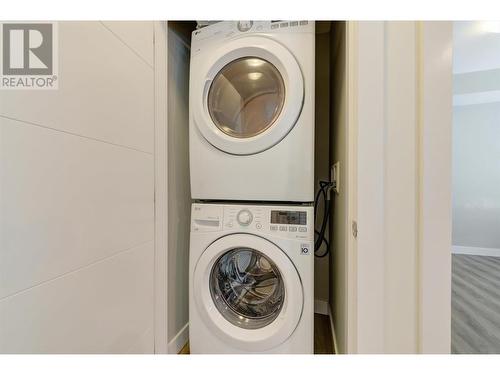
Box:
189, 203, 314, 354
189, 21, 315, 202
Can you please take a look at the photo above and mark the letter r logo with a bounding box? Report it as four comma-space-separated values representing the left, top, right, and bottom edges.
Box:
2, 23, 53, 75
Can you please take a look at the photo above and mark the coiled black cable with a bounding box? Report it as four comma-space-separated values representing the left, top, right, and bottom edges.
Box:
314, 180, 334, 258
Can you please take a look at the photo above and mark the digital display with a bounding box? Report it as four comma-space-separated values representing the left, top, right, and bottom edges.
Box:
270, 211, 307, 225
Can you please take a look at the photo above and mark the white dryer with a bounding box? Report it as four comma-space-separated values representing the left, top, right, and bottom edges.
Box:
189, 21, 315, 202
189, 203, 314, 354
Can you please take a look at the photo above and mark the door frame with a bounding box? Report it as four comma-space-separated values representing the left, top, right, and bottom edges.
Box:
153, 20, 169, 354
417, 21, 453, 354
346, 21, 452, 353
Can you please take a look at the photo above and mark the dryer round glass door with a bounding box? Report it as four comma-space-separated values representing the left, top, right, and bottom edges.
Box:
208, 57, 285, 139
191, 36, 304, 155
210, 247, 285, 329
193, 233, 303, 352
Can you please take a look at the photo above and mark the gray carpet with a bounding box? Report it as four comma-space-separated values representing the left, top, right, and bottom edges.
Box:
452, 254, 500, 354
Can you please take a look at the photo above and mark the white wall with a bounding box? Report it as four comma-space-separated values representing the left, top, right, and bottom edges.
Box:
0, 21, 155, 353
452, 103, 500, 250
453, 22, 500, 253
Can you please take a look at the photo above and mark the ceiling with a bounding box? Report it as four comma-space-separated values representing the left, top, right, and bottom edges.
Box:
454, 21, 500, 105
454, 21, 500, 74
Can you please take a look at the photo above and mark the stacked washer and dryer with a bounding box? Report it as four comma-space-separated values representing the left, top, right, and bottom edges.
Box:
189, 21, 315, 354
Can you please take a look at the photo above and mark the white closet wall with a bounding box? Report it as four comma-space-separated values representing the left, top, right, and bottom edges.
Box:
330, 21, 348, 354
0, 21, 155, 353
166, 22, 192, 353
314, 23, 331, 309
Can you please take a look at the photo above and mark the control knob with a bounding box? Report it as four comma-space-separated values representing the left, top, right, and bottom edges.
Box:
237, 21, 253, 32
237, 209, 253, 226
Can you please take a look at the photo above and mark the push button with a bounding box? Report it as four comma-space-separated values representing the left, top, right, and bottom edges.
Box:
270, 225, 278, 231
289, 226, 297, 232
279, 226, 287, 231
298, 227, 307, 232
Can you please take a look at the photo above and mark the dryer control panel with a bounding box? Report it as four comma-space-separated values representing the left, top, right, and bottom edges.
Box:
191, 21, 315, 54
191, 203, 314, 241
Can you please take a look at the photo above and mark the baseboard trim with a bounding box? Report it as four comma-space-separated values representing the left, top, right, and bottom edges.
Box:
314, 299, 329, 315
452, 245, 500, 257
167, 323, 189, 354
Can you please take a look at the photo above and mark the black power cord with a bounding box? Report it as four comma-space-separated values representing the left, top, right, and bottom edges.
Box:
314, 180, 335, 258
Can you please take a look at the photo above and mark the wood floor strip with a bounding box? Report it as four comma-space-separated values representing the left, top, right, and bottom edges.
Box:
462, 256, 500, 282
314, 313, 334, 354
453, 260, 500, 296
452, 271, 500, 316
452, 254, 500, 354
177, 313, 333, 354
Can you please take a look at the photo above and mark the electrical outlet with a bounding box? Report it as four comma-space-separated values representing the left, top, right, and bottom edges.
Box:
331, 162, 340, 195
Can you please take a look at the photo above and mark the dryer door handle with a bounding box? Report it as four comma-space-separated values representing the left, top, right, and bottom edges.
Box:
203, 79, 212, 106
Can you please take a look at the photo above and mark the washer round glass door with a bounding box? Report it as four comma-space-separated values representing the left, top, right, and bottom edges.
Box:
191, 36, 304, 155
193, 234, 303, 351
210, 247, 285, 329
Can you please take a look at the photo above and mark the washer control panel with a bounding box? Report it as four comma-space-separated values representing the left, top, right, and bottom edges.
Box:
191, 203, 313, 240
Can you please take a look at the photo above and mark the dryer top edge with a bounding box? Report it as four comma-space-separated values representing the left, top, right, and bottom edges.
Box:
192, 21, 315, 43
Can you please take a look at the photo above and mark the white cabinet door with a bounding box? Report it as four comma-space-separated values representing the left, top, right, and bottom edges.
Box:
346, 21, 452, 354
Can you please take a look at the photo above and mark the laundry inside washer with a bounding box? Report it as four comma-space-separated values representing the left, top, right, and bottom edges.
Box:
209, 248, 285, 330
